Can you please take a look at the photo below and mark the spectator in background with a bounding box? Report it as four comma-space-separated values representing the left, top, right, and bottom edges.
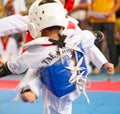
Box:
0, 0, 18, 66
0, 1, 6, 18
70, 0, 91, 30
3, 0, 27, 48
3, 0, 27, 16
25, 0, 35, 13
0, 36, 18, 65
114, 9, 120, 73
88, 0, 120, 75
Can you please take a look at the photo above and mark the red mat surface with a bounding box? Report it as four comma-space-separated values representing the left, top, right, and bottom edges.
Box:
87, 81, 120, 92
0, 80, 19, 89
0, 80, 120, 91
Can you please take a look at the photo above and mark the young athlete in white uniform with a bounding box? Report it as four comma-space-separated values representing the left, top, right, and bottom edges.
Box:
0, 0, 114, 114
0, 0, 104, 76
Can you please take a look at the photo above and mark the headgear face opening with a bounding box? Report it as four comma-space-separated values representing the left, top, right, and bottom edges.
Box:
28, 0, 68, 38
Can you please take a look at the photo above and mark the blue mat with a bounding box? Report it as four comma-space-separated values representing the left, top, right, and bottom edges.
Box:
0, 90, 120, 114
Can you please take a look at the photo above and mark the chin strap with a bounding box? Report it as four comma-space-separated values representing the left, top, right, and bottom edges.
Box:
49, 35, 66, 48
49, 35, 66, 63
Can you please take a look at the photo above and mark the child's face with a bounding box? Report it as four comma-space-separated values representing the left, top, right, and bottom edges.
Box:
42, 26, 61, 40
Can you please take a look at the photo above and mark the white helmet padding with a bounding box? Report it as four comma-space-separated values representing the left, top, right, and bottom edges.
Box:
28, 0, 68, 38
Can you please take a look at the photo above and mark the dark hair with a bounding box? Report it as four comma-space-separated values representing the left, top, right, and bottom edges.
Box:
44, 26, 61, 30
38, 0, 57, 6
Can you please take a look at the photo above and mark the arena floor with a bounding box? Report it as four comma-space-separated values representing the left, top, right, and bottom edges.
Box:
0, 72, 120, 114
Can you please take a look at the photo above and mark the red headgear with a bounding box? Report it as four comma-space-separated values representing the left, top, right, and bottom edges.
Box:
65, 0, 75, 12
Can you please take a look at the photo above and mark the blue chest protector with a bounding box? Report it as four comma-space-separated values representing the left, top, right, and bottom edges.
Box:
40, 44, 88, 97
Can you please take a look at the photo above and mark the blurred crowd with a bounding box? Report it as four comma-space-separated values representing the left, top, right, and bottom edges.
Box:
0, 0, 120, 75
70, 0, 120, 75
0, 0, 34, 66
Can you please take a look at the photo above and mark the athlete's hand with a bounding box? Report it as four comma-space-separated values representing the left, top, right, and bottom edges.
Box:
21, 90, 37, 103
103, 62, 115, 75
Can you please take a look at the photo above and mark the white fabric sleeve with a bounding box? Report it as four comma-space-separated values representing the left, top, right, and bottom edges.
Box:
7, 45, 46, 74
7, 54, 29, 74
17, 69, 42, 98
28, 77, 42, 97
81, 30, 95, 48
0, 14, 29, 37
84, 45, 108, 68
80, 30, 108, 68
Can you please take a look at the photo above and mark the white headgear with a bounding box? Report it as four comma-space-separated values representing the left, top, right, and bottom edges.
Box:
28, 0, 68, 38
